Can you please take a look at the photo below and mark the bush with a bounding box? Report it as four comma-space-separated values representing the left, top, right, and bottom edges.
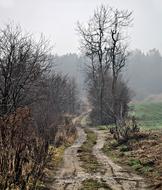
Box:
110, 116, 140, 143
0, 107, 50, 190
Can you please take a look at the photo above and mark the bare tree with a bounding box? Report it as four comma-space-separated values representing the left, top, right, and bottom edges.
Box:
0, 24, 51, 116
77, 5, 112, 124
32, 72, 79, 144
77, 5, 132, 128
108, 9, 132, 122
0, 23, 79, 189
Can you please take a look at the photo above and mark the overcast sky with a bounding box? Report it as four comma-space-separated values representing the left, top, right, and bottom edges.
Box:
0, 0, 162, 55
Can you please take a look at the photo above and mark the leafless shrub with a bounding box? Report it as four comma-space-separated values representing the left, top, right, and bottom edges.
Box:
0, 23, 79, 189
110, 116, 140, 143
0, 24, 51, 116
0, 107, 50, 190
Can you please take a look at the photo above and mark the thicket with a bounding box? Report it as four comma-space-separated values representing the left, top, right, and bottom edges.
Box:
0, 24, 79, 189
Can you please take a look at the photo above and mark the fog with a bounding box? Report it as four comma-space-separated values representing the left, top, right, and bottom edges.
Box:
54, 51, 162, 100
1, 0, 162, 99
0, 0, 162, 55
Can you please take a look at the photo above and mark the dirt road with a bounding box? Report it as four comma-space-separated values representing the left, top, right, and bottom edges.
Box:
91, 129, 149, 190
51, 126, 89, 190
51, 124, 150, 190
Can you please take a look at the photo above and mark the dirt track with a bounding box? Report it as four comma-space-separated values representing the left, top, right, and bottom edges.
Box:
51, 122, 150, 190
91, 129, 149, 190
51, 126, 88, 190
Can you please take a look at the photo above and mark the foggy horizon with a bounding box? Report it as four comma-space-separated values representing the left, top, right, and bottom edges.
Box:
0, 0, 162, 55
1, 1, 162, 189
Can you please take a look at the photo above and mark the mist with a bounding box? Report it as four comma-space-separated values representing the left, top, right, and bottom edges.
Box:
54, 50, 162, 101
1, 1, 162, 189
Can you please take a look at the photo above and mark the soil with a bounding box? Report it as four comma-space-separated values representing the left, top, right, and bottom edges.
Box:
49, 118, 150, 190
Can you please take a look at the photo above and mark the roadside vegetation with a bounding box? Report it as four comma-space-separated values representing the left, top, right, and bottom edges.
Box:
80, 179, 111, 190
77, 4, 140, 145
44, 141, 76, 188
0, 24, 79, 190
102, 101, 162, 188
78, 4, 162, 189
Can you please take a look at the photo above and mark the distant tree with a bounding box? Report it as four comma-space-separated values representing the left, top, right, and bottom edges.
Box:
77, 5, 132, 127
126, 49, 162, 100
33, 72, 79, 143
108, 8, 132, 139
78, 5, 113, 124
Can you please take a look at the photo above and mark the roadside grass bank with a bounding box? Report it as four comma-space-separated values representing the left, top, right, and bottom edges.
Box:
35, 145, 66, 190
102, 130, 162, 189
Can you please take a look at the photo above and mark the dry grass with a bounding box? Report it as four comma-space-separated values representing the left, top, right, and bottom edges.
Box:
103, 130, 162, 189
43, 122, 77, 189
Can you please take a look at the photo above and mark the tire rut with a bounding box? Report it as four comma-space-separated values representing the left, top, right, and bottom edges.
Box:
91, 128, 150, 190
50, 121, 150, 190
51, 126, 88, 190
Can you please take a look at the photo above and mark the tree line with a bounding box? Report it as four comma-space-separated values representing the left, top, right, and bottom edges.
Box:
126, 49, 162, 100
0, 24, 79, 189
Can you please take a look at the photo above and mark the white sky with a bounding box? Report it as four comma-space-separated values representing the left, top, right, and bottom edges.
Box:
0, 0, 162, 55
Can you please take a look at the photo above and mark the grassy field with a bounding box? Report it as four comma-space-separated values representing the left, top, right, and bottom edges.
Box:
130, 101, 162, 130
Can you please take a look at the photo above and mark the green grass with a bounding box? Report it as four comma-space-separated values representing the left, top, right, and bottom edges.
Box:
103, 141, 154, 176
130, 101, 162, 130
80, 115, 91, 126
128, 158, 154, 174
80, 115, 87, 126
128, 159, 142, 171
97, 125, 109, 130
97, 124, 115, 130
80, 179, 112, 190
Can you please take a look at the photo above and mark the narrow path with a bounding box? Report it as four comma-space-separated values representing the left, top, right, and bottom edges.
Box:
51, 126, 88, 190
91, 128, 149, 190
